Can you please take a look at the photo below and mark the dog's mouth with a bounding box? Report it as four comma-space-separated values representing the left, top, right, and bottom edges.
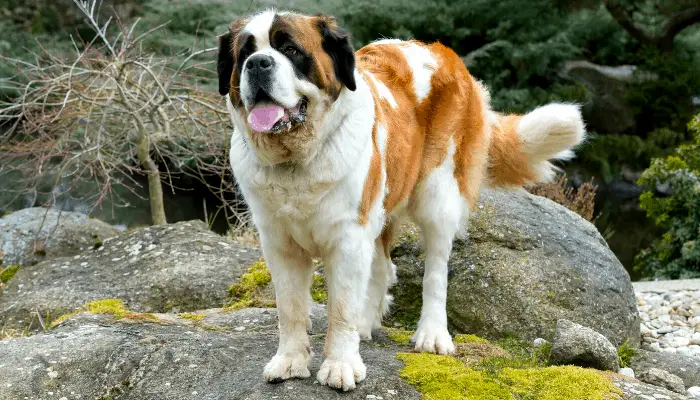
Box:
247, 96, 308, 134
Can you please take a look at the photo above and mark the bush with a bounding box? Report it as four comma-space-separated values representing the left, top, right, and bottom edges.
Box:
635, 114, 700, 279
527, 175, 598, 222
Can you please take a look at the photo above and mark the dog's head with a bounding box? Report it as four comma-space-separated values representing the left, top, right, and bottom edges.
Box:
217, 10, 356, 165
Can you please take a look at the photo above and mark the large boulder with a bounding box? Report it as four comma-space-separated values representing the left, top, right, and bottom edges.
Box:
390, 187, 639, 346
0, 220, 260, 330
0, 207, 121, 266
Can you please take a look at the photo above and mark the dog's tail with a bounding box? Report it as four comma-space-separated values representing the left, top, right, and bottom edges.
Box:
486, 103, 586, 186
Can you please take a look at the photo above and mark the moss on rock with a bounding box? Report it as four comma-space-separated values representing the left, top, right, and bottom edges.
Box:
310, 271, 327, 303
398, 333, 622, 399
180, 313, 205, 321
399, 352, 622, 400
0, 265, 20, 283
51, 299, 164, 328
224, 260, 275, 311
384, 327, 415, 343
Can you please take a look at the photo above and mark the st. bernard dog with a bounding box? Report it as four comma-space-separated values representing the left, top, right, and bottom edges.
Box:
216, 9, 585, 391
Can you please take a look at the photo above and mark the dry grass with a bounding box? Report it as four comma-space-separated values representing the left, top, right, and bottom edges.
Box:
527, 175, 598, 222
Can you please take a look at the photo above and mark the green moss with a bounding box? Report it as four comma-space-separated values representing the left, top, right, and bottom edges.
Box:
0, 265, 20, 283
224, 260, 275, 311
180, 313, 205, 321
310, 271, 327, 303
49, 309, 83, 328
454, 334, 489, 344
398, 352, 623, 400
385, 327, 415, 343
617, 339, 638, 368
87, 299, 129, 319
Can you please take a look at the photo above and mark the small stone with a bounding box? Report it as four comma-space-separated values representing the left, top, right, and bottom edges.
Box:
533, 338, 549, 348
687, 386, 700, 398
550, 319, 619, 372
638, 368, 686, 394
619, 368, 635, 378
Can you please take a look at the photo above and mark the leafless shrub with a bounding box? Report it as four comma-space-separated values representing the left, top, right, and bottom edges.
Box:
527, 175, 598, 222
0, 0, 250, 231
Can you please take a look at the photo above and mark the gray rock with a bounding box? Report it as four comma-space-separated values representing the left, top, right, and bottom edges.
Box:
614, 378, 693, 400
550, 319, 620, 372
0, 207, 120, 266
560, 60, 651, 134
638, 368, 686, 394
631, 350, 700, 388
390, 187, 639, 346
0, 307, 419, 400
0, 220, 260, 330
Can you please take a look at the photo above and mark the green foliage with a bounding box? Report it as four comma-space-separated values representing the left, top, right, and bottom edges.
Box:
617, 339, 638, 368
635, 114, 700, 279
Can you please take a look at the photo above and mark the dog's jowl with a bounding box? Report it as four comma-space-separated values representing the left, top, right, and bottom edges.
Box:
216, 9, 586, 392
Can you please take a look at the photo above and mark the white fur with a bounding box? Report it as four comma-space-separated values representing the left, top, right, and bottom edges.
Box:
364, 72, 398, 109
516, 103, 586, 182
372, 38, 403, 45
396, 42, 437, 103
407, 138, 462, 355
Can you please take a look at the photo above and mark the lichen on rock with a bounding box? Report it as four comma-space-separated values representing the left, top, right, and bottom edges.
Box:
397, 334, 624, 400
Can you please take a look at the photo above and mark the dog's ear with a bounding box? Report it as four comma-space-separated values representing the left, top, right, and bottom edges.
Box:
217, 30, 234, 96
317, 15, 356, 92
217, 19, 247, 96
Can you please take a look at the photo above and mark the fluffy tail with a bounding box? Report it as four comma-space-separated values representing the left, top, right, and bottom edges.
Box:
487, 103, 586, 186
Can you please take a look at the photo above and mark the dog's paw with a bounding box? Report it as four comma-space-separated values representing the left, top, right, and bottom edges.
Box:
263, 352, 312, 383
316, 356, 366, 391
412, 322, 455, 355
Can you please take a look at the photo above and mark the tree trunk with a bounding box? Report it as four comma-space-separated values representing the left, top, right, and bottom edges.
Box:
136, 130, 167, 226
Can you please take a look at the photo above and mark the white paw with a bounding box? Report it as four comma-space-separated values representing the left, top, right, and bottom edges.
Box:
263, 352, 312, 383
316, 356, 367, 391
412, 323, 455, 355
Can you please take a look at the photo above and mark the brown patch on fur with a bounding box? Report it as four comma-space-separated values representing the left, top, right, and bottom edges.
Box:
227, 18, 250, 106
269, 14, 344, 100
357, 41, 492, 215
488, 114, 535, 186
356, 76, 383, 225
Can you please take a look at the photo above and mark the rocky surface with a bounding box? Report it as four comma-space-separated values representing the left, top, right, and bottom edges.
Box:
614, 378, 693, 400
550, 319, 620, 372
636, 286, 700, 357
390, 187, 640, 346
638, 368, 686, 394
0, 207, 121, 266
0, 306, 693, 400
0, 307, 418, 400
0, 221, 260, 330
630, 350, 700, 389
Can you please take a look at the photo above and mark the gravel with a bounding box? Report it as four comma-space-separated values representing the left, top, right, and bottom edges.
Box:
635, 285, 700, 358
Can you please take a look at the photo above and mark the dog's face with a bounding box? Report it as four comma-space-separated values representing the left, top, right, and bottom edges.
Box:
217, 11, 356, 165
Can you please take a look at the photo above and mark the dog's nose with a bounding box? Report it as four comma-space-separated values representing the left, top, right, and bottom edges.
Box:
246, 54, 274, 71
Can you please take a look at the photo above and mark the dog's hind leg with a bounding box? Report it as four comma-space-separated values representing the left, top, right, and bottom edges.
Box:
359, 225, 397, 340
261, 231, 315, 383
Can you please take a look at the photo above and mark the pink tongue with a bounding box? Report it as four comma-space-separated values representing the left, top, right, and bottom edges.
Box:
248, 105, 285, 133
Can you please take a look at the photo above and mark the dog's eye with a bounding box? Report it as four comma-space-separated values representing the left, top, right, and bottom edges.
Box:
283, 46, 298, 56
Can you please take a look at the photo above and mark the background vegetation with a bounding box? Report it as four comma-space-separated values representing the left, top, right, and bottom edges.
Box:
1, 0, 698, 279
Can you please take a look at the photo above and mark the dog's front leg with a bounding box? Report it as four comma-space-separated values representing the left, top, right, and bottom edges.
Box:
317, 231, 373, 391
261, 231, 314, 383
